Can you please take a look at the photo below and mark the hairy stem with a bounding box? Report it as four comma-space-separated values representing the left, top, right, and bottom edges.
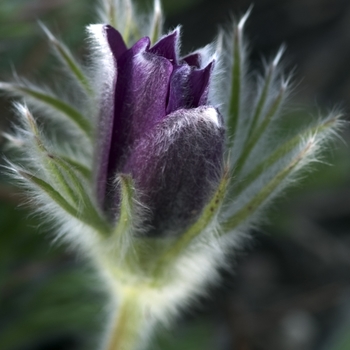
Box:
104, 288, 146, 350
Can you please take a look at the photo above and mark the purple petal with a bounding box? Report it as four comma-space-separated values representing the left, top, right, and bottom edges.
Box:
182, 53, 201, 68
93, 25, 219, 218
105, 25, 128, 60
102, 38, 173, 212
188, 61, 214, 107
122, 106, 225, 236
166, 65, 191, 114
149, 29, 179, 63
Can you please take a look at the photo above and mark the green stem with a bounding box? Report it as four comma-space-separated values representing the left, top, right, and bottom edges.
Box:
105, 288, 145, 350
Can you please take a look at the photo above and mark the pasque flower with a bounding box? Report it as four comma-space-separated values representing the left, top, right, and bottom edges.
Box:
95, 25, 225, 235
0, 0, 341, 349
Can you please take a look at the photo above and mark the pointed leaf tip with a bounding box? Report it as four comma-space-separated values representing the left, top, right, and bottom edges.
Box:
238, 5, 253, 31
273, 45, 286, 67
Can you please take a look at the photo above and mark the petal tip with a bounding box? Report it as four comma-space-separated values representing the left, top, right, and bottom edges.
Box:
149, 27, 180, 62
104, 25, 128, 60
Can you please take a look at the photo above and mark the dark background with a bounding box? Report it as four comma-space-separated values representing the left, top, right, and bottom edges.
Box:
1, 0, 350, 349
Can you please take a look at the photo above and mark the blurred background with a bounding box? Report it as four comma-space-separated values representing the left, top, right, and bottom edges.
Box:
1, 0, 350, 349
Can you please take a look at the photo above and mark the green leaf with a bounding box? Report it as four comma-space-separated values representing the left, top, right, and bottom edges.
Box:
227, 10, 250, 145
21, 106, 82, 206
40, 23, 94, 97
223, 139, 315, 232
0, 83, 91, 137
53, 157, 111, 235
246, 48, 284, 141
247, 66, 273, 139
18, 170, 82, 221
19, 170, 109, 234
234, 82, 286, 175
59, 155, 91, 180
18, 106, 108, 234
227, 27, 242, 142
233, 114, 341, 196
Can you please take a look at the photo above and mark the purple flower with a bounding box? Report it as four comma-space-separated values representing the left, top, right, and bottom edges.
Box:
94, 25, 225, 235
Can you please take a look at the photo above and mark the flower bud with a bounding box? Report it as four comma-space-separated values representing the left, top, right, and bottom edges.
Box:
123, 106, 224, 236
94, 25, 225, 234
